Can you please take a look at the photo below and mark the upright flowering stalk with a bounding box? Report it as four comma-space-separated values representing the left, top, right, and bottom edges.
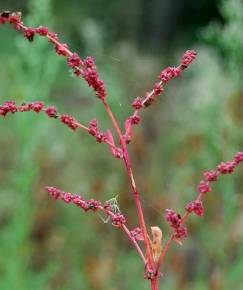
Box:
0, 11, 242, 290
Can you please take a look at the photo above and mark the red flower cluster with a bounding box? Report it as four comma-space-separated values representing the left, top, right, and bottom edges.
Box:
165, 209, 187, 240
159, 67, 181, 84
0, 12, 106, 101
60, 114, 78, 131
217, 161, 235, 174
67, 53, 82, 68
87, 119, 123, 157
197, 152, 243, 195
46, 186, 126, 228
36, 26, 48, 36
0, 101, 17, 115
197, 180, 211, 194
132, 97, 143, 110
88, 119, 106, 143
45, 106, 57, 118
180, 50, 197, 68
82, 56, 106, 100
55, 43, 69, 56
46, 186, 101, 212
234, 152, 243, 164
129, 50, 197, 113
203, 170, 219, 182
184, 152, 243, 227
185, 200, 204, 216
0, 100, 80, 131
123, 115, 141, 144
110, 214, 126, 228
130, 227, 144, 241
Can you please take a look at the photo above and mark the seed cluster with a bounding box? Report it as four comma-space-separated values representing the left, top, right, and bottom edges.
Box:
165, 152, 243, 242
46, 186, 126, 228
0, 12, 106, 100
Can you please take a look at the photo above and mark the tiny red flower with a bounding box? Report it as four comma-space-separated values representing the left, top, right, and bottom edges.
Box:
46, 186, 62, 200
45, 106, 58, 118
130, 115, 141, 125
55, 43, 69, 56
48, 32, 59, 43
185, 200, 204, 216
23, 27, 35, 41
60, 114, 78, 130
88, 119, 98, 136
234, 152, 243, 164
131, 227, 144, 241
197, 180, 211, 194
153, 83, 164, 95
111, 214, 126, 228
36, 26, 48, 36
67, 53, 82, 68
203, 170, 219, 182
62, 192, 72, 203
159, 67, 181, 84
32, 101, 44, 113
174, 226, 187, 239
165, 209, 181, 228
132, 97, 143, 110
180, 50, 197, 67
217, 161, 235, 174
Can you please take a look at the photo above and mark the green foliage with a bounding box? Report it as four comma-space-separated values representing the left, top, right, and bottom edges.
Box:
203, 0, 243, 88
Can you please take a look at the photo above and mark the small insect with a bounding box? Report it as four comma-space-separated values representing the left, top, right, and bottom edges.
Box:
98, 195, 120, 223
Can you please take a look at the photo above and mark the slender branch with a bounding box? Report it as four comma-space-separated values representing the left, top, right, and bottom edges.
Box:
150, 278, 159, 290
156, 193, 202, 272
102, 98, 154, 266
122, 224, 146, 264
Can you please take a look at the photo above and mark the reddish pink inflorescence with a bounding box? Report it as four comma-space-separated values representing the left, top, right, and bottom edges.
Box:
185, 200, 204, 216
180, 50, 197, 67
184, 152, 243, 231
165, 209, 188, 240
0, 12, 106, 101
0, 100, 82, 132
197, 180, 211, 194
45, 186, 126, 228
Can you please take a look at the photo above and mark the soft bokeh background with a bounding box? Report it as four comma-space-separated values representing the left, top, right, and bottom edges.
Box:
0, 0, 243, 289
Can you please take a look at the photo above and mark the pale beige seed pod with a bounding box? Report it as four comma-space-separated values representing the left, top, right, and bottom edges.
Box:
150, 226, 163, 263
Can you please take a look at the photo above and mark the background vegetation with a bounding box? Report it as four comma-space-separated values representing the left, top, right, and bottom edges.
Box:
0, 0, 243, 289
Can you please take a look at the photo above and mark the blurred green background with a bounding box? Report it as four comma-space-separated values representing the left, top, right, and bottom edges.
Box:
0, 0, 243, 289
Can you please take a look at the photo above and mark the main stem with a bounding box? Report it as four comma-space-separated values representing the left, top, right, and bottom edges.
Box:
102, 99, 154, 267
150, 278, 159, 290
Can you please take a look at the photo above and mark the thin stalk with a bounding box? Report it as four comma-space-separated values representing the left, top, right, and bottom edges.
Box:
101, 98, 154, 267
156, 192, 204, 272
122, 224, 146, 264
150, 278, 159, 290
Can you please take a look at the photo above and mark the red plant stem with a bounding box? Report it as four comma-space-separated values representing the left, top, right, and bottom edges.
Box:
150, 278, 159, 290
155, 235, 174, 273
97, 205, 146, 264
132, 80, 163, 120
101, 98, 154, 267
74, 121, 120, 151
122, 224, 146, 264
16, 23, 74, 58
